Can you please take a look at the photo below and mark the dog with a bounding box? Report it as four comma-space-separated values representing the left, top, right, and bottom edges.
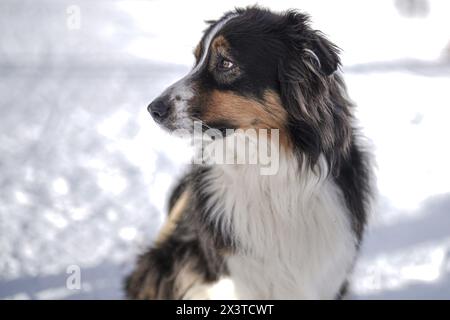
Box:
125, 6, 373, 300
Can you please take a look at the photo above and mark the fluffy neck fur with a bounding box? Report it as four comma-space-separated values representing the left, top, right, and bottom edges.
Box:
199, 147, 357, 299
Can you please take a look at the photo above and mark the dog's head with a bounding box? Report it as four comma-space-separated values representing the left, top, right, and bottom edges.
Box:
148, 7, 351, 164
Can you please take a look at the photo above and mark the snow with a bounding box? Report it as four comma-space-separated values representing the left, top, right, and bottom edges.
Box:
0, 0, 449, 299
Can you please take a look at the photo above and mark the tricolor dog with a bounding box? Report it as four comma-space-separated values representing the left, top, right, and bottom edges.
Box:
126, 7, 373, 300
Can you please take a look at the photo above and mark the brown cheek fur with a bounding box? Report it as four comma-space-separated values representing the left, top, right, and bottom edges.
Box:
195, 36, 229, 67
202, 90, 290, 147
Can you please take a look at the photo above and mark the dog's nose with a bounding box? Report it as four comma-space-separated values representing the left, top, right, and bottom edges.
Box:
147, 98, 170, 123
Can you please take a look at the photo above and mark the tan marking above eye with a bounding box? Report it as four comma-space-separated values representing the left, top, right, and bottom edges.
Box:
209, 35, 242, 81
194, 43, 202, 62
210, 35, 233, 61
211, 35, 229, 52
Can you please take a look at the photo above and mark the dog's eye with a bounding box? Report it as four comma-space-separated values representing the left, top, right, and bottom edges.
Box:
218, 58, 234, 71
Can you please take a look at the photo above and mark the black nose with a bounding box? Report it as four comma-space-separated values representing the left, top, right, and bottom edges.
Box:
147, 98, 169, 123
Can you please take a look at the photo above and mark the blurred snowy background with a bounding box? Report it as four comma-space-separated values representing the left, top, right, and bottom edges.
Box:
1, 0, 449, 299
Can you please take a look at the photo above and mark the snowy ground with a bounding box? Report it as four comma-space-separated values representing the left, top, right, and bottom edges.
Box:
1, 0, 449, 299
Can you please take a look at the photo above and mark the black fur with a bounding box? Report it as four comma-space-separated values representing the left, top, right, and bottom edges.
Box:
126, 6, 372, 300
125, 169, 228, 299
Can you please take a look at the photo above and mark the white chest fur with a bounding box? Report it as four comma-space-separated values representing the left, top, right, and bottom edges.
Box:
202, 152, 357, 299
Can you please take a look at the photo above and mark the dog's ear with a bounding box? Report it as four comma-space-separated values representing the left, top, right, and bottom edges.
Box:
282, 11, 341, 76
278, 12, 339, 115
278, 12, 349, 166
306, 32, 341, 76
